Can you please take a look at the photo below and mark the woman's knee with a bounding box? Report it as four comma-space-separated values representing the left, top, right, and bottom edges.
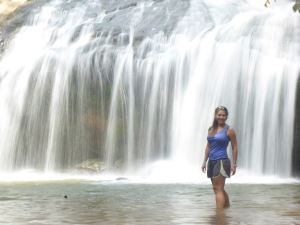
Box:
211, 176, 225, 192
213, 185, 223, 193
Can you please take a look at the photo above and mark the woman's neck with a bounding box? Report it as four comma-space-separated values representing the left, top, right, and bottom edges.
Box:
218, 123, 226, 128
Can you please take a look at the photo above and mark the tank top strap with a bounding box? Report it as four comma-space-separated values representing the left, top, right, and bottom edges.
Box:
224, 125, 230, 133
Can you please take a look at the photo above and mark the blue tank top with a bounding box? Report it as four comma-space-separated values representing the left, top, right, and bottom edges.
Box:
207, 125, 230, 160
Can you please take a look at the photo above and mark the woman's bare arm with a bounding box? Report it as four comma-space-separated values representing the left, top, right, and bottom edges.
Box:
201, 142, 210, 173
227, 127, 238, 175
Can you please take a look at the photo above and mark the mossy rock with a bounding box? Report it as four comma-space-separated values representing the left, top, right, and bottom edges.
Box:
75, 159, 106, 173
114, 159, 127, 169
293, 3, 300, 12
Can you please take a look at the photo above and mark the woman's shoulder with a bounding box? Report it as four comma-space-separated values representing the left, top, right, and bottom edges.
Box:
226, 127, 236, 136
208, 126, 214, 137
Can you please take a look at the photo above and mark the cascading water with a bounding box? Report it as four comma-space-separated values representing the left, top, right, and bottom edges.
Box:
0, 0, 299, 179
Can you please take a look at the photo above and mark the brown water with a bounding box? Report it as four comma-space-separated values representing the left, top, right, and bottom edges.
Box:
0, 181, 299, 225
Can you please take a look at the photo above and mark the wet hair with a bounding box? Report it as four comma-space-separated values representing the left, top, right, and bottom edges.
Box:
209, 106, 228, 135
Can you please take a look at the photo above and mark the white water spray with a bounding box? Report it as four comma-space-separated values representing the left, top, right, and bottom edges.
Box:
0, 0, 299, 180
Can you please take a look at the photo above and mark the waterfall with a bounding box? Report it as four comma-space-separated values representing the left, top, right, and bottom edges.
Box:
0, 0, 299, 177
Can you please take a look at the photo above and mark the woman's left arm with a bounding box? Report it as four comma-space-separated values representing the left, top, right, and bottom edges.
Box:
227, 128, 238, 175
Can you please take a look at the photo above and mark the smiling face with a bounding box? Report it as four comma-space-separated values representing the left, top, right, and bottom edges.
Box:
215, 109, 228, 125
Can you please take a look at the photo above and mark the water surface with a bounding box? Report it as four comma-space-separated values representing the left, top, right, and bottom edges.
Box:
0, 181, 299, 225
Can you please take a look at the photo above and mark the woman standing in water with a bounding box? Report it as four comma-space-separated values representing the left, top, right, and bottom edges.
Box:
201, 106, 238, 208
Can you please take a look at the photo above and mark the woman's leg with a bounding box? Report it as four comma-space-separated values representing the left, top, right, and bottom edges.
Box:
211, 176, 228, 208
223, 190, 230, 208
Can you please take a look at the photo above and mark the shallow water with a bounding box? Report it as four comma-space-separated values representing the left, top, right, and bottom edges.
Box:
0, 180, 299, 225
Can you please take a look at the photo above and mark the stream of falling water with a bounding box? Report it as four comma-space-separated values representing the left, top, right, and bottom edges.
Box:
0, 0, 299, 180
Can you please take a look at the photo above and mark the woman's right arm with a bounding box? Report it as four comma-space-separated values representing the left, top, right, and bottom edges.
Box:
201, 142, 210, 173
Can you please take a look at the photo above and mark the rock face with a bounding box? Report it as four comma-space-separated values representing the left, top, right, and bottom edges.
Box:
75, 159, 107, 173
0, 0, 191, 55
293, 77, 300, 177
0, 0, 30, 25
293, 0, 300, 12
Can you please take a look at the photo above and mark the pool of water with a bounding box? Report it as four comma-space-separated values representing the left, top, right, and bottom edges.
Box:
0, 180, 299, 225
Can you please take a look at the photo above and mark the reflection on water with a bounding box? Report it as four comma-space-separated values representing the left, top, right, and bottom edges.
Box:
0, 181, 299, 225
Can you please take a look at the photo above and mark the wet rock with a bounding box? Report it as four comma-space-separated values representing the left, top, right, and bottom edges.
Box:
293, 0, 300, 12
0, 0, 32, 25
116, 177, 128, 180
114, 159, 126, 169
75, 159, 107, 173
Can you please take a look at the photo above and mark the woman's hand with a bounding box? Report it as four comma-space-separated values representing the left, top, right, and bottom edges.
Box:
231, 165, 237, 176
201, 162, 206, 173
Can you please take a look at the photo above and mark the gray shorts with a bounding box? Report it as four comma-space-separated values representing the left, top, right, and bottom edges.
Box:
207, 158, 231, 178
